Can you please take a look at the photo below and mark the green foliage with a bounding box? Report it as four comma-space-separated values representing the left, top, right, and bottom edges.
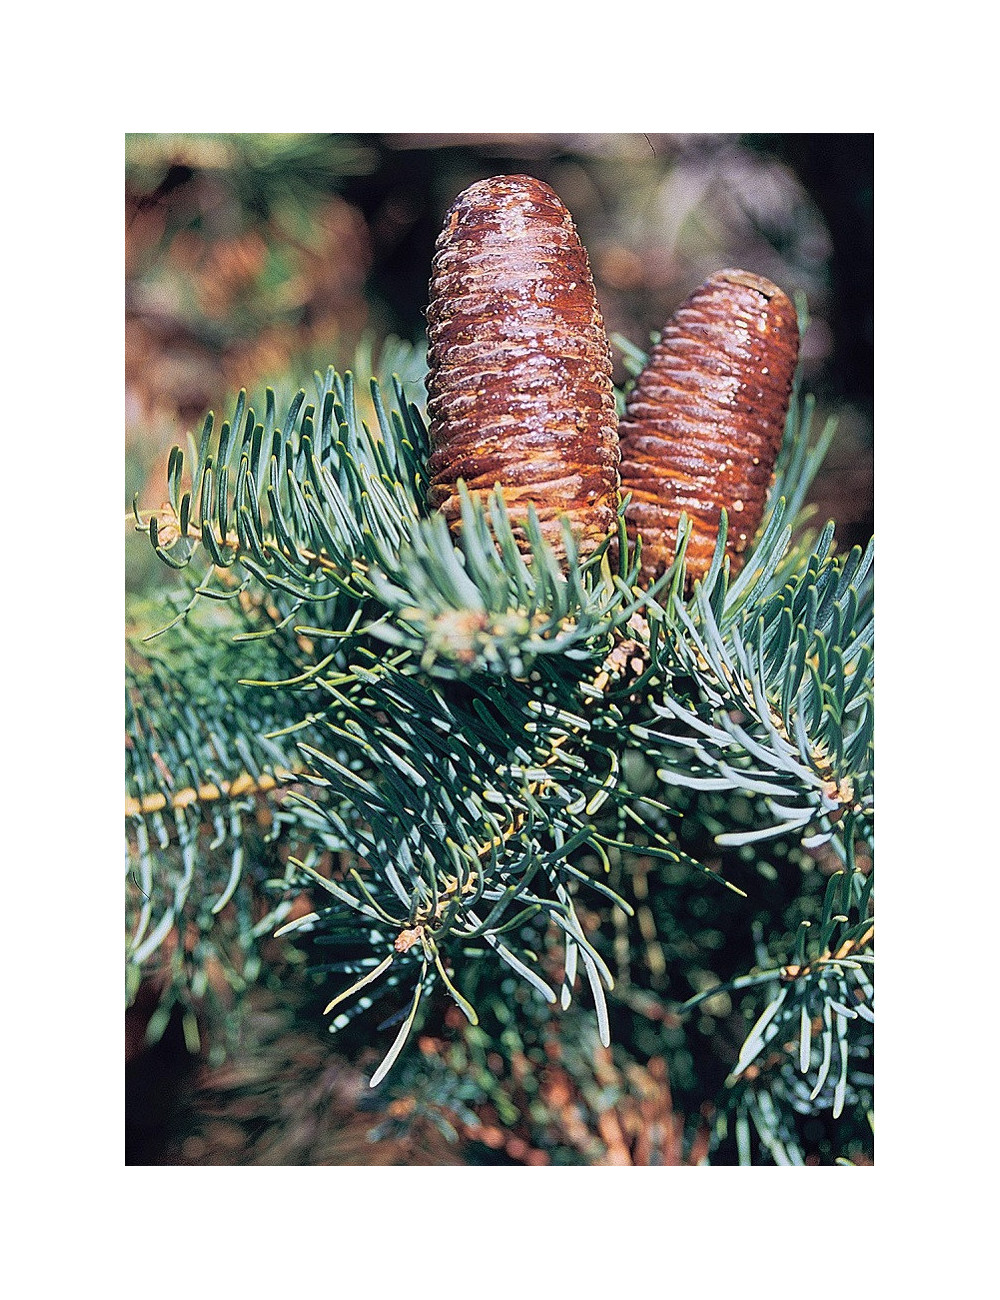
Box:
125, 603, 312, 1055
125, 133, 377, 235
636, 513, 873, 851
126, 339, 874, 1163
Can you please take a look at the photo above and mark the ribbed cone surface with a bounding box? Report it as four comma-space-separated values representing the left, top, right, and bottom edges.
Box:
618, 269, 800, 585
425, 175, 620, 558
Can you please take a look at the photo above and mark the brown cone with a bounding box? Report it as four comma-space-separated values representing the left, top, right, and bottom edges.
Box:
618, 269, 800, 585
425, 175, 620, 558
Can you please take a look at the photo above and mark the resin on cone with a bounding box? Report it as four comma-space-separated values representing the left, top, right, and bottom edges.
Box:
618, 269, 800, 585
424, 175, 620, 559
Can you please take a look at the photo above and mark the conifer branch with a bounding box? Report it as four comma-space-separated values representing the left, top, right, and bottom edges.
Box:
126, 334, 873, 1160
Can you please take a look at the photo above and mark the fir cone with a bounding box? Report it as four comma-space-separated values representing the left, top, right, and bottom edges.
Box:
618, 269, 800, 585
425, 175, 620, 558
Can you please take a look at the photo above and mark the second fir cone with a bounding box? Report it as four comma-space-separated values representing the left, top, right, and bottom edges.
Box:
618, 269, 801, 586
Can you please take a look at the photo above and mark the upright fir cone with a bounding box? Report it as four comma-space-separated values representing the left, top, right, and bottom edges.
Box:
424, 175, 620, 559
618, 269, 800, 585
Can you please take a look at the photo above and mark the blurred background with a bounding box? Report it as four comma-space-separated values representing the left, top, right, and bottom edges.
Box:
125, 132, 873, 1164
